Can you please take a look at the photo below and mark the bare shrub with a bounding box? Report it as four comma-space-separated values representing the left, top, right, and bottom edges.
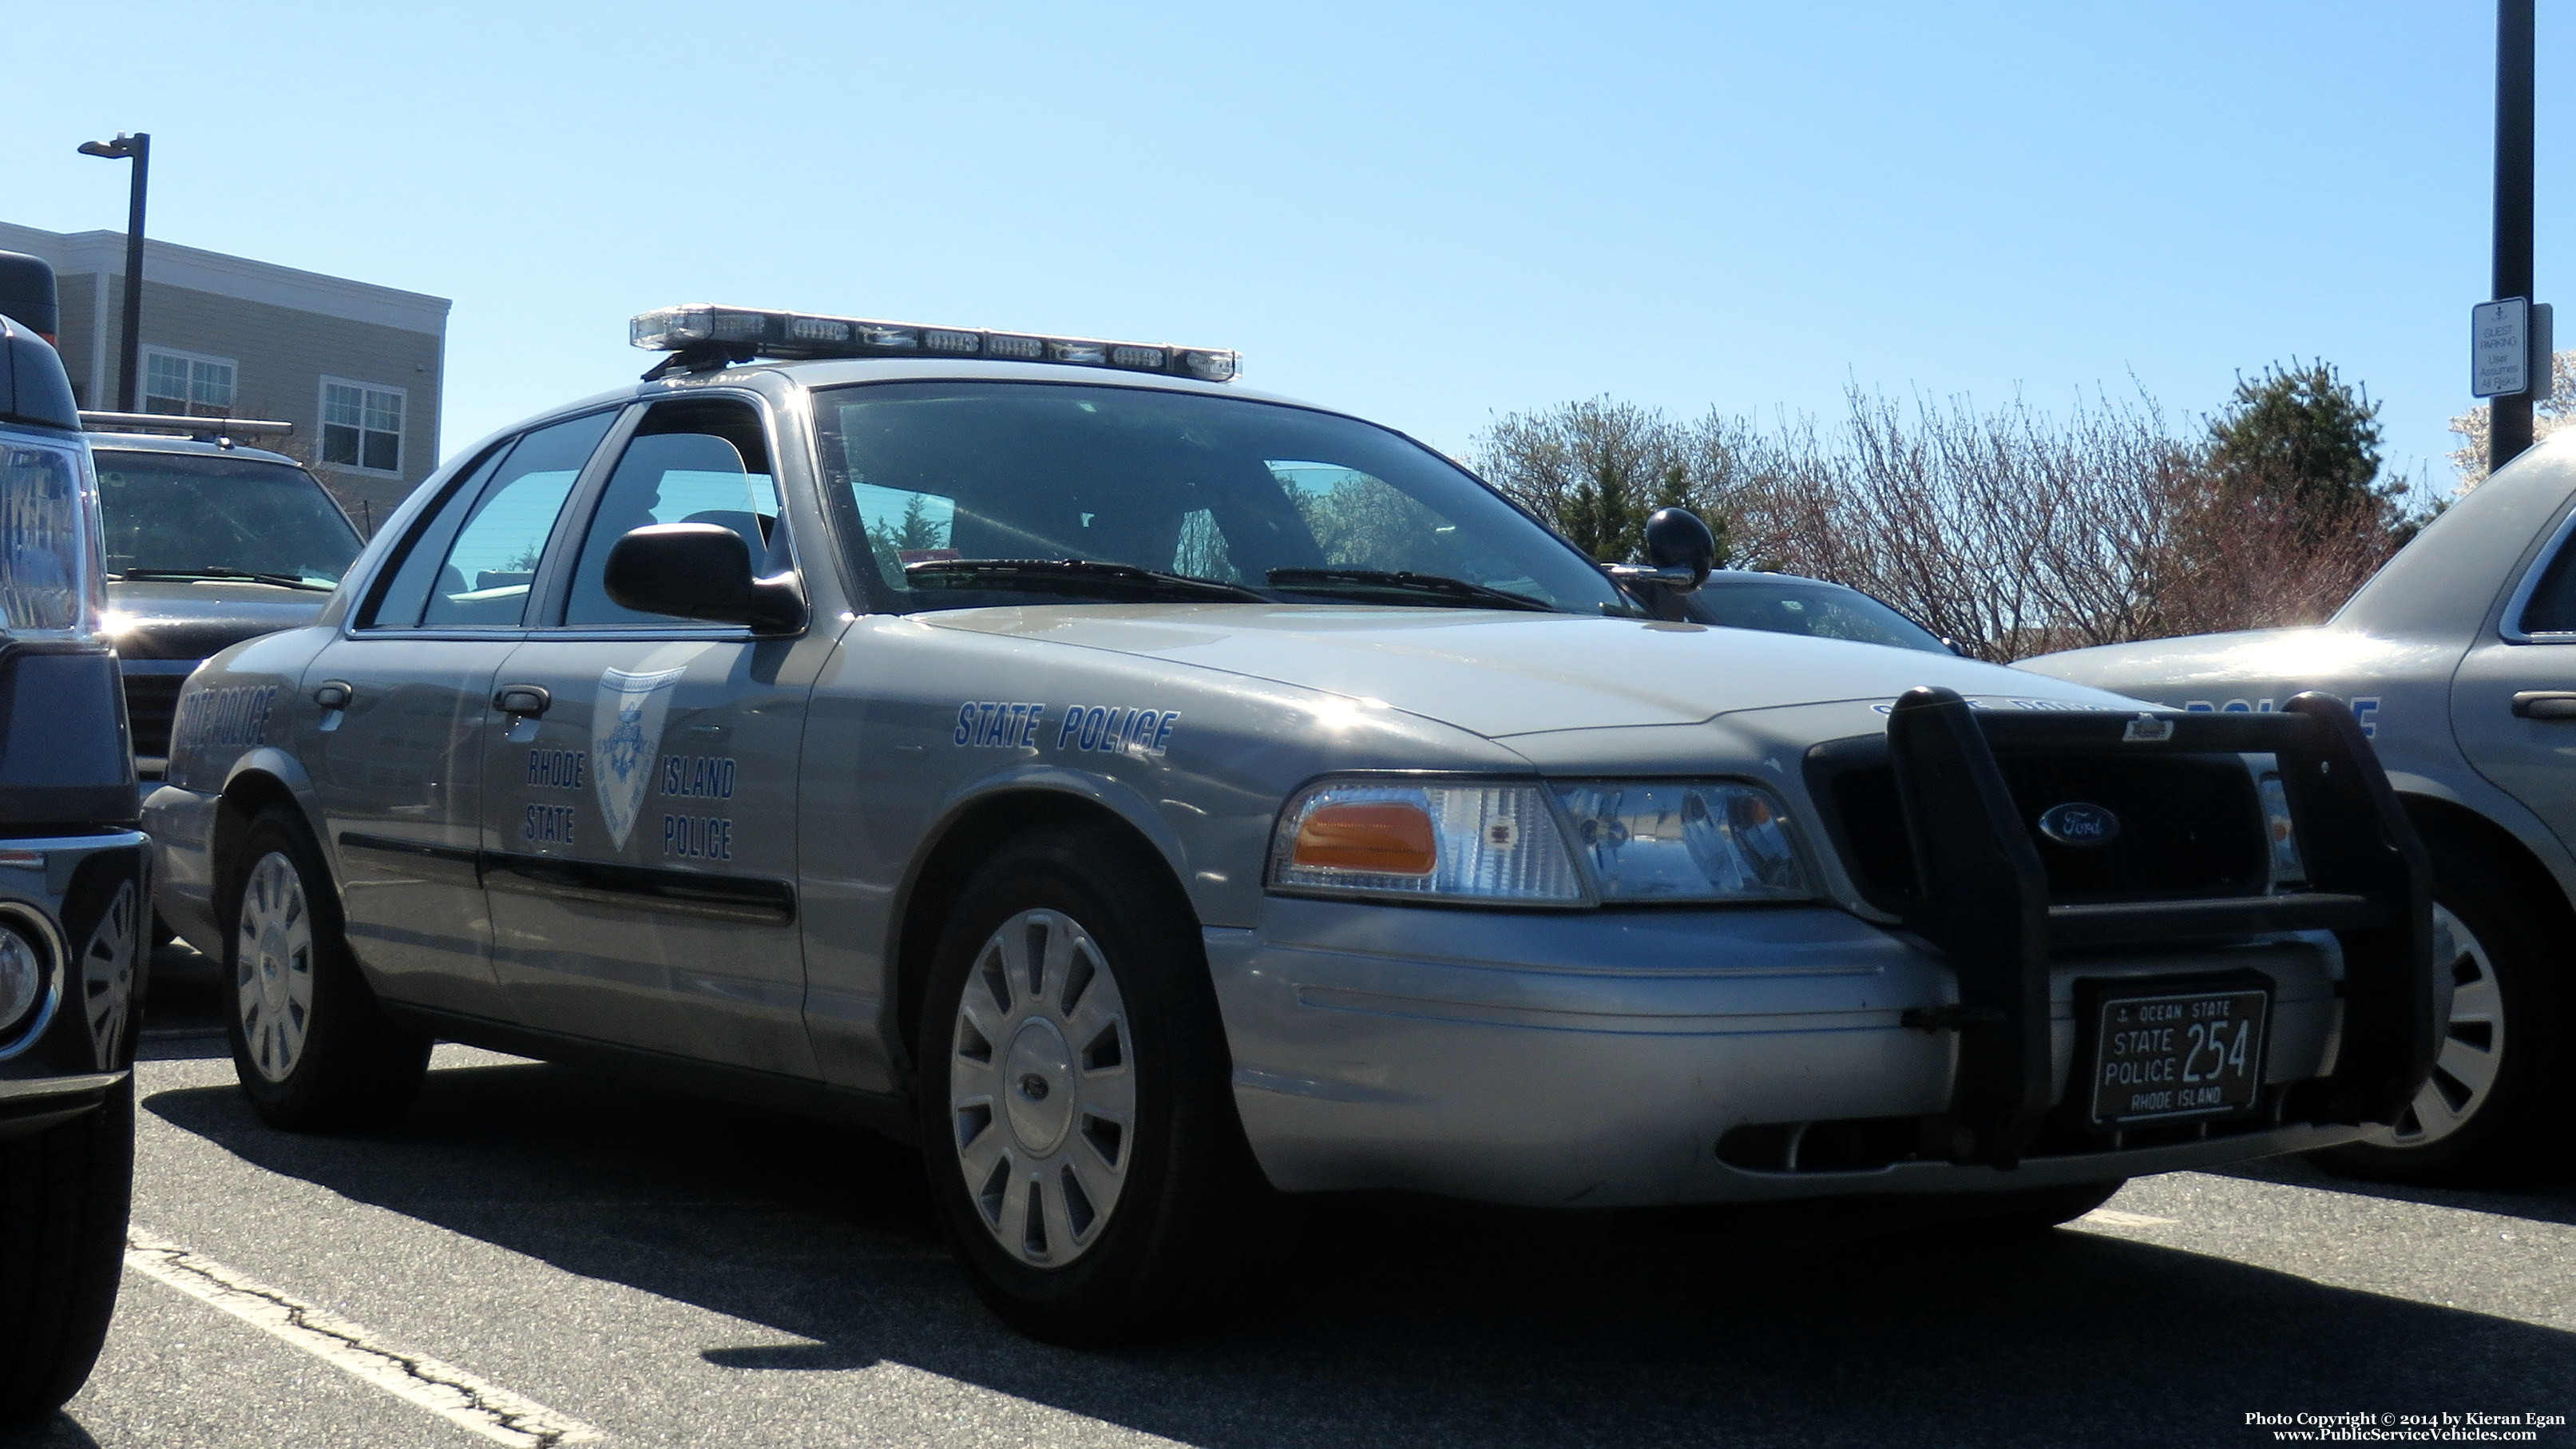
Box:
1482, 386, 2407, 661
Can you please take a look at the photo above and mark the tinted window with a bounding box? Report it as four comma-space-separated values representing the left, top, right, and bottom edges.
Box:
96, 451, 360, 586
2522, 526, 2576, 633
814, 381, 1627, 615
371, 411, 614, 629
563, 399, 779, 626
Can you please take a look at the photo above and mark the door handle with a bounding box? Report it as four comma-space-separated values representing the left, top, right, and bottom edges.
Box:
493, 684, 553, 717
2511, 691, 2576, 720
312, 680, 352, 710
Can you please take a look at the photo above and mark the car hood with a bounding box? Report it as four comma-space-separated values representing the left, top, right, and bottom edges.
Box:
105, 578, 335, 661
2015, 628, 2367, 695
923, 605, 2146, 737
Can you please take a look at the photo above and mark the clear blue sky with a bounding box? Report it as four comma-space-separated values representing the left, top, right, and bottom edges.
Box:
5, 2, 2565, 494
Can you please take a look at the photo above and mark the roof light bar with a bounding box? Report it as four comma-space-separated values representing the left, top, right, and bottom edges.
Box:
629, 304, 1241, 383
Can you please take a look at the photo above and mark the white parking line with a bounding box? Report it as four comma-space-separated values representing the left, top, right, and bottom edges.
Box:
2080, 1209, 2181, 1228
125, 1229, 603, 1447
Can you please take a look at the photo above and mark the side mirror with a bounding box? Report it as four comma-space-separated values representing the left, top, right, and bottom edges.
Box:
1642, 507, 1715, 592
603, 522, 805, 633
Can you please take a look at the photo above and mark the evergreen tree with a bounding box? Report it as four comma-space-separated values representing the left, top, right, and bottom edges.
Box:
2205, 360, 2406, 538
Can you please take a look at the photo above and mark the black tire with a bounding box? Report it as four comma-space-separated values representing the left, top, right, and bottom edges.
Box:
0, 1078, 133, 1423
222, 807, 430, 1132
1927, 1178, 2126, 1237
2308, 856, 2574, 1187
915, 824, 1279, 1345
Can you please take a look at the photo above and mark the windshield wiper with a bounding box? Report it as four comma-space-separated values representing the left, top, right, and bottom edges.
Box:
121, 566, 335, 593
904, 558, 1268, 602
1264, 568, 1557, 613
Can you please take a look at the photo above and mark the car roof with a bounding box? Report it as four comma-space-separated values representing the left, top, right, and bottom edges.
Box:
85, 431, 305, 469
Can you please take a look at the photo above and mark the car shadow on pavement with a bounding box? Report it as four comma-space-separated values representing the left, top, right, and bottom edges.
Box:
2215, 1153, 2576, 1229
0, 1413, 103, 1449
141, 1058, 2576, 1449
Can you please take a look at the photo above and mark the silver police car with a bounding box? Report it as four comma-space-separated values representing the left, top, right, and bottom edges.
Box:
149, 305, 2437, 1343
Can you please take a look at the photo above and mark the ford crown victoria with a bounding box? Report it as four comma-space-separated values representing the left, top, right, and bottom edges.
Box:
148, 305, 2439, 1341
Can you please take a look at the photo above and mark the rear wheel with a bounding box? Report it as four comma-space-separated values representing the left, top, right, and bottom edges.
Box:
0, 1078, 133, 1423
2308, 865, 2573, 1187
917, 825, 1278, 1345
224, 808, 430, 1131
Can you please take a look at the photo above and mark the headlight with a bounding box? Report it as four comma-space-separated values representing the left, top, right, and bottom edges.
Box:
1552, 780, 1811, 902
1268, 776, 1811, 906
0, 923, 42, 1037
1271, 780, 1584, 903
0, 436, 106, 644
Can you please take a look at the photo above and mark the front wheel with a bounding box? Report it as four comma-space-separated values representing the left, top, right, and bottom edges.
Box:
224, 808, 430, 1132
2308, 871, 2573, 1187
917, 825, 1278, 1345
0, 1078, 133, 1423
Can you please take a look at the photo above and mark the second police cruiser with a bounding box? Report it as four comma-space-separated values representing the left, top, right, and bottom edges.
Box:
149, 306, 2439, 1343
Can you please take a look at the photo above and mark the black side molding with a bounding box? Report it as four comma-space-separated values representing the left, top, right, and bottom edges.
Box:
482, 852, 795, 927
338, 832, 479, 867
338, 833, 795, 927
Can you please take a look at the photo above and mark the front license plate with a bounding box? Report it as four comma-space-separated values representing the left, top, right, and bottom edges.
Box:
2089, 985, 2270, 1125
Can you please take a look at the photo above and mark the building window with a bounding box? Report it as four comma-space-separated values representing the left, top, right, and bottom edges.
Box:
143, 349, 236, 417
322, 380, 405, 474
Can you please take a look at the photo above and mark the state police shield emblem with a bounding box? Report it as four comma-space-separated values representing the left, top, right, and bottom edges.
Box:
594, 667, 687, 850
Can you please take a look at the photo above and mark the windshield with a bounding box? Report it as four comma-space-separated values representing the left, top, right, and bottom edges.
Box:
1682, 575, 1951, 653
96, 450, 363, 587
813, 381, 1629, 615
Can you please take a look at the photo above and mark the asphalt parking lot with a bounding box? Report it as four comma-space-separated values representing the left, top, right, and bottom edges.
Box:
9, 943, 2574, 1449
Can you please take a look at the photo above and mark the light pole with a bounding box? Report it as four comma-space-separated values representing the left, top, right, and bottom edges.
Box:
2491, 3, 2536, 474
76, 133, 150, 413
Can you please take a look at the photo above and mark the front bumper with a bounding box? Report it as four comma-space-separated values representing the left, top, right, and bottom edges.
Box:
1212, 689, 2433, 1208
1211, 899, 2360, 1206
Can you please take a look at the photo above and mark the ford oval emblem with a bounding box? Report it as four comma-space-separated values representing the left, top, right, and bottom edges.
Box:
2037, 801, 2121, 848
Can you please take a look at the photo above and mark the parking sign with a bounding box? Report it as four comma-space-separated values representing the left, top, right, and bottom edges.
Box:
2475, 297, 2530, 398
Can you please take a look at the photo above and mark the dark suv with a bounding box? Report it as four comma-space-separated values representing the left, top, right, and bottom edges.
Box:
89, 430, 361, 781
0, 253, 146, 1424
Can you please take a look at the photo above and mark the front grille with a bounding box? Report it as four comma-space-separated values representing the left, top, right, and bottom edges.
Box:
1824, 752, 2269, 905
121, 672, 186, 760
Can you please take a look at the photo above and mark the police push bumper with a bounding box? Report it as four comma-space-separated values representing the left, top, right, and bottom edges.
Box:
1874, 688, 2432, 1169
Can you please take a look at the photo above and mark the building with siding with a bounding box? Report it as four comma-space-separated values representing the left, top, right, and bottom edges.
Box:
0, 220, 447, 530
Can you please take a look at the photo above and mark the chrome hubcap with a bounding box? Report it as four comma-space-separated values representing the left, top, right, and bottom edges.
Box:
236, 852, 315, 1084
949, 908, 1133, 1268
2364, 903, 2503, 1149
81, 879, 139, 1068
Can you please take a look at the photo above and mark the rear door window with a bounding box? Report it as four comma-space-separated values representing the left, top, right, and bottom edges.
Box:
369, 411, 615, 630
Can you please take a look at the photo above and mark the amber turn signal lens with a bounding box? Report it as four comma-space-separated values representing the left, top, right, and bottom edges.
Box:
1291, 801, 1438, 875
